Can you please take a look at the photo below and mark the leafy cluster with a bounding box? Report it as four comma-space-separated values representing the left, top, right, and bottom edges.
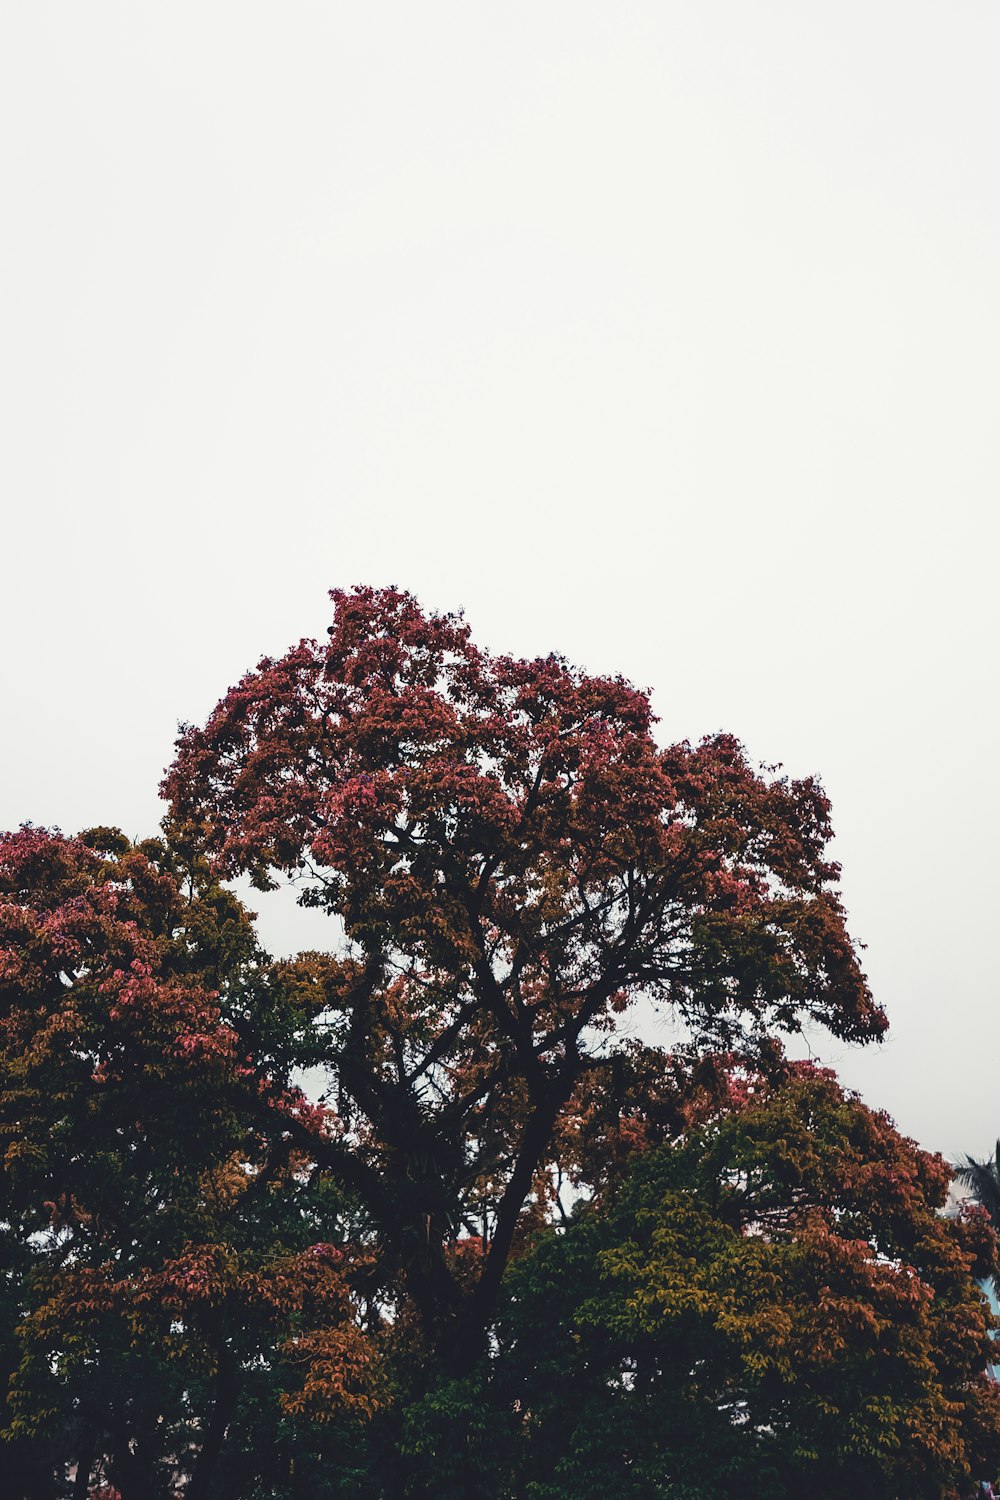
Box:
0, 587, 994, 1498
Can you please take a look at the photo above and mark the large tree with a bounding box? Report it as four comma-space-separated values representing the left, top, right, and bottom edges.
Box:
162, 585, 885, 1371
13, 585, 976, 1496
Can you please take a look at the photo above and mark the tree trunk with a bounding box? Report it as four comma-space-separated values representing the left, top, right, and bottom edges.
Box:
187, 1346, 238, 1500
72, 1427, 97, 1498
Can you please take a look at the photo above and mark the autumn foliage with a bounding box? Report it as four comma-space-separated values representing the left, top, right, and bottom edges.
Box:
499, 1064, 1000, 1499
0, 586, 994, 1498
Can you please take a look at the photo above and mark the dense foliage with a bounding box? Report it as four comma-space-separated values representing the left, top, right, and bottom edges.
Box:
497, 1066, 1000, 1500
0, 586, 995, 1497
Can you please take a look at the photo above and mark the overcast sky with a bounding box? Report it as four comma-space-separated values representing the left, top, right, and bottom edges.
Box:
2, 3, 997, 1160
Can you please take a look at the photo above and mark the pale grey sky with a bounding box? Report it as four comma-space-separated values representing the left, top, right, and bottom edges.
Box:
1, 4, 997, 1159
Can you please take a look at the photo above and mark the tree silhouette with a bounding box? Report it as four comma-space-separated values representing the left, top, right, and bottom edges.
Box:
162, 584, 885, 1373
5, 586, 994, 1497
956, 1142, 1000, 1298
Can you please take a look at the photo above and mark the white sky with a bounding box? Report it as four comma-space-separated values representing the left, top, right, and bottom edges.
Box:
1, 3, 997, 1161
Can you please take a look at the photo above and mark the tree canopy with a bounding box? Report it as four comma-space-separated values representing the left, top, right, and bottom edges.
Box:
497, 1063, 1000, 1500
0, 585, 993, 1498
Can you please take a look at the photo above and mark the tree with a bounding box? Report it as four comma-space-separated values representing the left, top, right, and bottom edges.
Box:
161, 584, 885, 1377
0, 826, 377, 1496
956, 1145, 1000, 1299
8, 584, 958, 1496
496, 1063, 1000, 1500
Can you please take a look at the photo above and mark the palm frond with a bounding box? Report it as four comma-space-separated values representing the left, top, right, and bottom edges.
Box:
954, 1148, 1000, 1302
